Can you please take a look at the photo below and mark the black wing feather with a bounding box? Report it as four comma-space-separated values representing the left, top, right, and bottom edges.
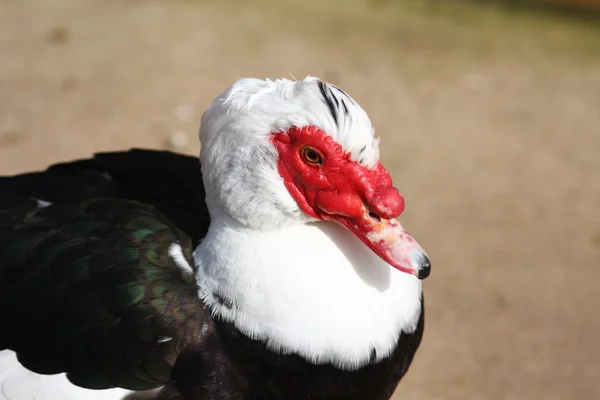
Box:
1, 148, 210, 244
0, 149, 211, 391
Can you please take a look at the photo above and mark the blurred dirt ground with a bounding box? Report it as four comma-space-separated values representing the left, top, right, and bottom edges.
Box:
1, 0, 599, 399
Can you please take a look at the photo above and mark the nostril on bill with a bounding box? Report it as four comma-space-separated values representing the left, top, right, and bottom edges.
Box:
368, 211, 381, 223
410, 249, 431, 279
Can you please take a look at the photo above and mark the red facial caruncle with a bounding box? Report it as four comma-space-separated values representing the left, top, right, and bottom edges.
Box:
272, 126, 431, 279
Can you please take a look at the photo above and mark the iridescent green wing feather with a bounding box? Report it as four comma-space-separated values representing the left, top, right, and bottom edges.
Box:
0, 197, 208, 391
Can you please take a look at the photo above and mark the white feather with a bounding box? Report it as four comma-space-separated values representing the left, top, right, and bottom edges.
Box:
168, 242, 194, 279
193, 76, 423, 370
195, 214, 422, 371
199, 76, 379, 231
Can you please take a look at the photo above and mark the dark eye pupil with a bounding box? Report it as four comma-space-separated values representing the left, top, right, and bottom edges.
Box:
303, 148, 321, 164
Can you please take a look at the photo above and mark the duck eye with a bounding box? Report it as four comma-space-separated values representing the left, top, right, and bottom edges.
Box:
301, 147, 323, 165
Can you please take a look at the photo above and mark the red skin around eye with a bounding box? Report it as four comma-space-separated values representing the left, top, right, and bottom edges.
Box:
271, 126, 405, 220
271, 125, 430, 280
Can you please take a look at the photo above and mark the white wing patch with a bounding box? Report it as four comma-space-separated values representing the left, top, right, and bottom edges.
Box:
0, 350, 160, 400
168, 242, 194, 279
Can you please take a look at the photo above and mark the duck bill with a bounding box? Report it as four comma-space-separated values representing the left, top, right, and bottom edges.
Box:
326, 213, 431, 279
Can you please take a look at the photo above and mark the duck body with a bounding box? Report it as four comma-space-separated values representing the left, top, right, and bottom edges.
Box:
163, 307, 423, 400
0, 77, 429, 399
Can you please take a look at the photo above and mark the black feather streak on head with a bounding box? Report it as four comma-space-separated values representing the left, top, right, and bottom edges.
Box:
317, 81, 339, 127
331, 85, 355, 104
340, 99, 349, 115
332, 84, 354, 116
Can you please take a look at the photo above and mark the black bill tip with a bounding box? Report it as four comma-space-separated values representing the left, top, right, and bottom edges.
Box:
412, 250, 431, 280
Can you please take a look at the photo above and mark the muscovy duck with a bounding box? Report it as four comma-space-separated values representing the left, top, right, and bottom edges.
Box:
0, 77, 430, 400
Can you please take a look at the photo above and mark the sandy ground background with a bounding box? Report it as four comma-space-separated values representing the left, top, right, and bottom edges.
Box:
1, 1, 599, 399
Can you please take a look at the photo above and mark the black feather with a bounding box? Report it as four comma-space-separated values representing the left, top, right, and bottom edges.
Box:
0, 150, 210, 391
318, 81, 339, 127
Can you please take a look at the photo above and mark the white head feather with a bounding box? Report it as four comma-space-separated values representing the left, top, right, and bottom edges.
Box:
194, 77, 422, 371
199, 76, 379, 230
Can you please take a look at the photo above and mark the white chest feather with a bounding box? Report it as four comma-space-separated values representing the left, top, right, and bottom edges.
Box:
0, 351, 159, 400
195, 217, 423, 371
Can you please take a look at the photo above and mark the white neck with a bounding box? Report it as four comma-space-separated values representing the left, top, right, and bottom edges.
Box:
194, 214, 423, 371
